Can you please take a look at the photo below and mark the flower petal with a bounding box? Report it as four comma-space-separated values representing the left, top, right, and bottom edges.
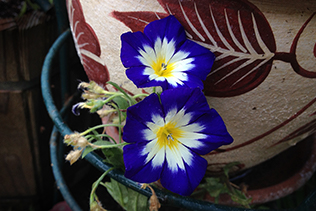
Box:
125, 66, 151, 88
142, 138, 166, 168
177, 39, 215, 80
159, 87, 210, 120
159, 87, 194, 115
179, 88, 214, 121
122, 114, 152, 144
72, 103, 83, 116
160, 151, 207, 196
164, 142, 193, 171
144, 16, 186, 48
123, 143, 162, 183
176, 73, 204, 89
159, 88, 233, 154
185, 109, 233, 154
120, 31, 152, 68
123, 93, 163, 143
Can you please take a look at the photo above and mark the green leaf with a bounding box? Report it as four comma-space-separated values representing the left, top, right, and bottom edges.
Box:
90, 168, 114, 210
82, 140, 113, 158
26, 0, 40, 11
112, 96, 129, 118
107, 81, 137, 105
91, 130, 103, 142
223, 162, 240, 178
90, 100, 106, 113
105, 178, 148, 211
102, 147, 125, 171
200, 177, 230, 203
230, 189, 252, 208
82, 146, 95, 158
18, 2, 27, 17
113, 96, 129, 110
93, 140, 113, 146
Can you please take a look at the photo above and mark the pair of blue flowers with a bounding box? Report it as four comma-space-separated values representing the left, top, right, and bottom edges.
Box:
121, 16, 233, 196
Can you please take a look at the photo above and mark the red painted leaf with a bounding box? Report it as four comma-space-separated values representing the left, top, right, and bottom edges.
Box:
66, 0, 109, 87
111, 11, 168, 32
289, 12, 316, 78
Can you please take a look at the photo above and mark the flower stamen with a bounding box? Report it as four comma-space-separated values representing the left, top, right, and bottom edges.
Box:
153, 59, 174, 77
167, 133, 174, 143
161, 63, 167, 71
155, 122, 183, 151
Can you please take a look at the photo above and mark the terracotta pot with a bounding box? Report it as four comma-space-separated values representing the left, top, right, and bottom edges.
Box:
66, 0, 316, 174
205, 134, 316, 205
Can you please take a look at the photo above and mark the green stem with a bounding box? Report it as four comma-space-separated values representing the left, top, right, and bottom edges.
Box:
80, 124, 124, 136
85, 135, 116, 145
85, 133, 115, 139
99, 182, 107, 188
132, 93, 150, 99
112, 104, 123, 143
101, 91, 121, 95
90, 142, 128, 149
89, 168, 114, 205
102, 93, 125, 104
85, 133, 117, 143
107, 81, 137, 105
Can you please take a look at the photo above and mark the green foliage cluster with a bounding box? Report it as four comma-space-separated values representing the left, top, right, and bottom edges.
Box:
198, 162, 252, 208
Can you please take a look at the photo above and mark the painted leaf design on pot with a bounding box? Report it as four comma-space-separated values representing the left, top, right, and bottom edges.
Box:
112, 11, 169, 32
67, 0, 109, 87
289, 12, 316, 78
112, 0, 276, 97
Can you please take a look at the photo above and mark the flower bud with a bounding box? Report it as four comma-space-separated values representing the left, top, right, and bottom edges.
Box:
64, 132, 81, 146
82, 93, 104, 100
77, 82, 90, 90
90, 81, 106, 94
64, 133, 89, 149
76, 137, 89, 149
90, 100, 106, 113
65, 149, 83, 165
97, 108, 115, 118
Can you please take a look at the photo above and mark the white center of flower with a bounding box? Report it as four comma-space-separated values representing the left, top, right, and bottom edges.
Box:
142, 108, 207, 172
156, 121, 183, 151
137, 37, 195, 86
152, 58, 175, 78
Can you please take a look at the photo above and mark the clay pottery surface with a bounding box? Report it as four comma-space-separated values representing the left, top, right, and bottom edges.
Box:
205, 134, 316, 205
66, 0, 316, 174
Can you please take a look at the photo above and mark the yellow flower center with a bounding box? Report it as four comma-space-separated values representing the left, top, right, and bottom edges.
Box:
151, 57, 175, 78
156, 122, 183, 150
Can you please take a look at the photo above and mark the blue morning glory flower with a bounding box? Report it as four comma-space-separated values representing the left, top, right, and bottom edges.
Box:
120, 16, 215, 90
122, 87, 233, 196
